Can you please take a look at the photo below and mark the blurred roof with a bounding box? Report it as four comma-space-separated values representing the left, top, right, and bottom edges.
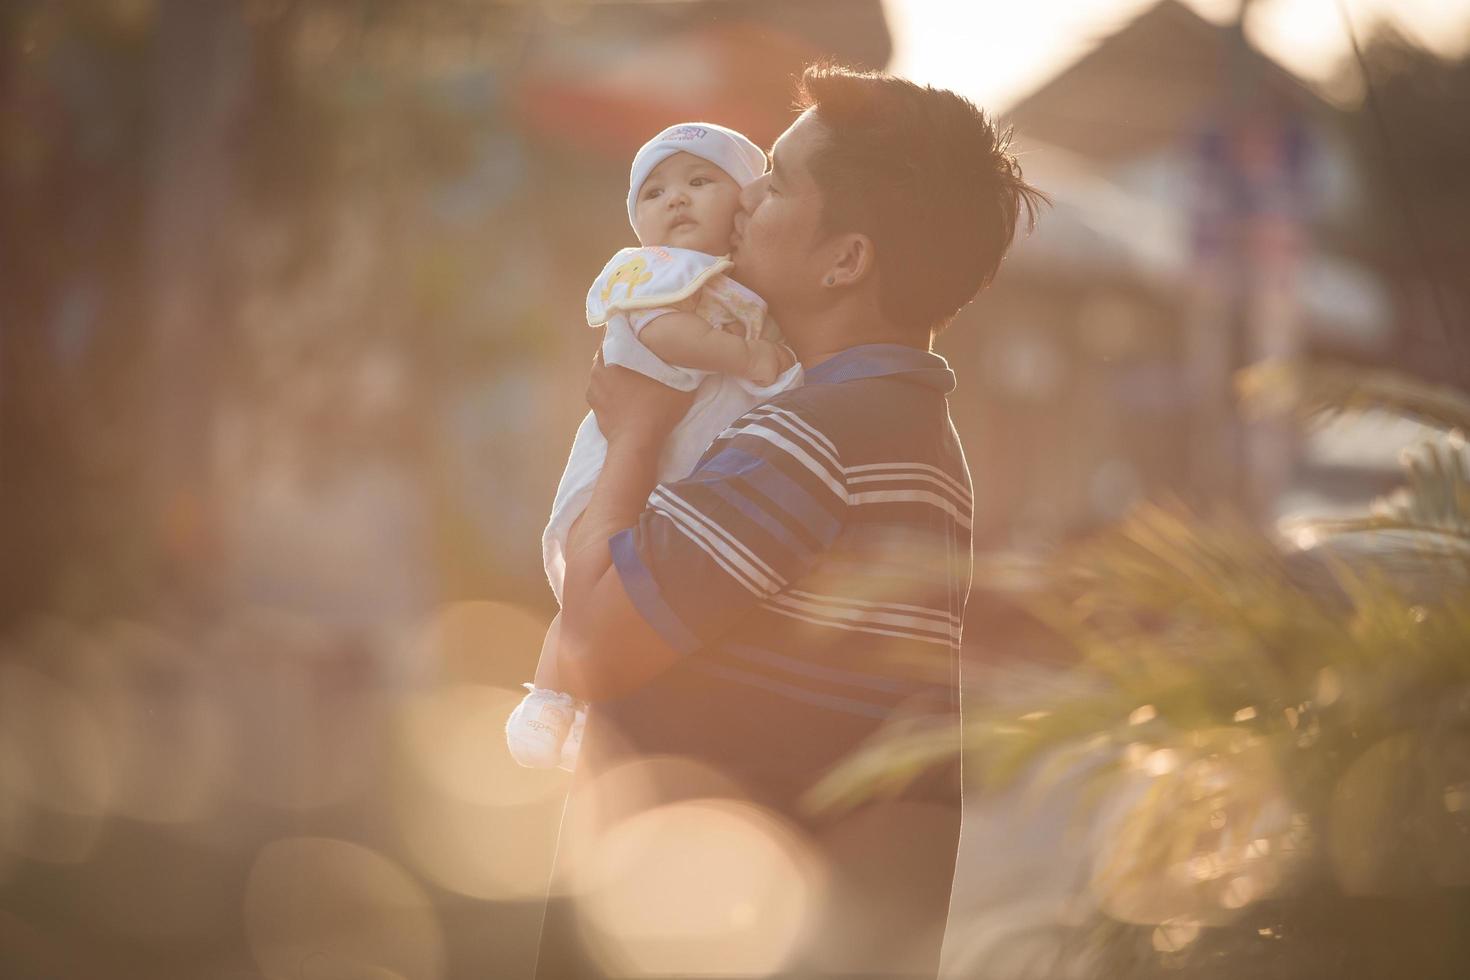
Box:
1004, 0, 1334, 163
1003, 137, 1393, 348
515, 0, 891, 157
1005, 139, 1185, 287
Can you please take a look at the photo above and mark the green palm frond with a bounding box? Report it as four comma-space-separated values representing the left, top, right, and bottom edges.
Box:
1277, 430, 1470, 603
813, 495, 1470, 809
1243, 357, 1470, 579
813, 359, 1470, 962
1238, 359, 1470, 432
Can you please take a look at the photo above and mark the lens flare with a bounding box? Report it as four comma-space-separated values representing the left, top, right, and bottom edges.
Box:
548, 754, 747, 897
390, 683, 566, 900
576, 798, 818, 978
412, 600, 551, 688
396, 683, 566, 808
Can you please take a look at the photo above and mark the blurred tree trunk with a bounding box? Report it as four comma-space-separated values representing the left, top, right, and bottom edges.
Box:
0, 2, 47, 626
142, 0, 252, 606
0, 2, 126, 626
0, 1, 251, 627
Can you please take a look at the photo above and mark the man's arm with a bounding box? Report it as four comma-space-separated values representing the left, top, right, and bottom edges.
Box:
557, 348, 846, 702
556, 356, 692, 702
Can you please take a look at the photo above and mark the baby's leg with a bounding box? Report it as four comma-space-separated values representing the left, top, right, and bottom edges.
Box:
505, 614, 572, 769
505, 610, 574, 768
506, 517, 587, 770
535, 510, 586, 691
532, 613, 563, 690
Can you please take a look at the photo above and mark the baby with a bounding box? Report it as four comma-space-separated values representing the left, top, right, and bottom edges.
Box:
505, 122, 801, 769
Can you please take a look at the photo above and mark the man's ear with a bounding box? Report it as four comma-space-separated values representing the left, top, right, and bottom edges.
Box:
824, 232, 875, 289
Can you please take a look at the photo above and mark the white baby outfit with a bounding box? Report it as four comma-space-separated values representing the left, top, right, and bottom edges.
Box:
508, 121, 795, 772
507, 249, 799, 771
542, 245, 802, 603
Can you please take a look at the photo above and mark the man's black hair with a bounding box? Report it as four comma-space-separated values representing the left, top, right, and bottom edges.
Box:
796, 64, 1048, 339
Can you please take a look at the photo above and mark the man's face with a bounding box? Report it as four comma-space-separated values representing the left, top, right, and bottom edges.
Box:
631, 151, 744, 255
729, 110, 829, 323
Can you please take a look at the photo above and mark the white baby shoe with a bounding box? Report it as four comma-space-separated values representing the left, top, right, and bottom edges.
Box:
506, 684, 578, 769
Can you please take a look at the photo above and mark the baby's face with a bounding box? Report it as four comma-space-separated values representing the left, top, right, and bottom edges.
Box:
632, 151, 743, 255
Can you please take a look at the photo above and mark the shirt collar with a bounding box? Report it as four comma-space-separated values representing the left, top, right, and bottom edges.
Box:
802, 343, 956, 394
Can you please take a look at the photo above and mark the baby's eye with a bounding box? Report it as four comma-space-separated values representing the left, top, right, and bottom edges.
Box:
642, 187, 662, 200
690, 176, 710, 186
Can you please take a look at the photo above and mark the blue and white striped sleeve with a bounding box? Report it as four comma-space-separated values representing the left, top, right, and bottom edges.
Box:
609, 403, 847, 655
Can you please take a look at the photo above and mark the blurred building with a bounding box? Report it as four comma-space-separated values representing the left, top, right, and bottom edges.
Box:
514, 0, 891, 157
939, 0, 1397, 553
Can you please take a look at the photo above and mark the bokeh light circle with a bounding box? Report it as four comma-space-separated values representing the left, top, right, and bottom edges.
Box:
549, 754, 747, 896
391, 683, 566, 900
575, 797, 818, 978
411, 600, 550, 688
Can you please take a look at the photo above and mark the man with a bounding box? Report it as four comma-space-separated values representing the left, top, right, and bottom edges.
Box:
538, 64, 1044, 979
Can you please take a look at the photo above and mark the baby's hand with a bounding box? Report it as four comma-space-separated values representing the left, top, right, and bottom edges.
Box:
744, 338, 795, 386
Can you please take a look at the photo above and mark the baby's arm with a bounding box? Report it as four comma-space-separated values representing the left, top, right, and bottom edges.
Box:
640, 311, 793, 386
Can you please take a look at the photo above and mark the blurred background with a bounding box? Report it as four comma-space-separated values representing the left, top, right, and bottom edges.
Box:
2, 1, 1468, 977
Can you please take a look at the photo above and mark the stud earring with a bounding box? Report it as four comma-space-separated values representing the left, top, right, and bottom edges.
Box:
824, 275, 835, 286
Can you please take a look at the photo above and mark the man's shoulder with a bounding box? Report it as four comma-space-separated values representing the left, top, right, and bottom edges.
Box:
760, 372, 903, 419
757, 376, 952, 460
746, 384, 854, 454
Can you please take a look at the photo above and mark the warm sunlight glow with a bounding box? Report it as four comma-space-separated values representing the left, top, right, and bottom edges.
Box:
391, 683, 566, 900
550, 755, 748, 896
885, 0, 1470, 109
577, 798, 821, 978
413, 600, 552, 687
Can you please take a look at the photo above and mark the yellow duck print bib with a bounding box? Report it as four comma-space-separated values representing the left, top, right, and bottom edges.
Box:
601, 255, 655, 305
586, 246, 732, 326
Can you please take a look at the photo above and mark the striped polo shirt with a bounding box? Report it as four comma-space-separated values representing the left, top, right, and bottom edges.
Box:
595, 342, 972, 818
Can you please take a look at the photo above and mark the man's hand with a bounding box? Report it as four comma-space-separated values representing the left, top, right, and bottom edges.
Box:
587, 348, 695, 448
